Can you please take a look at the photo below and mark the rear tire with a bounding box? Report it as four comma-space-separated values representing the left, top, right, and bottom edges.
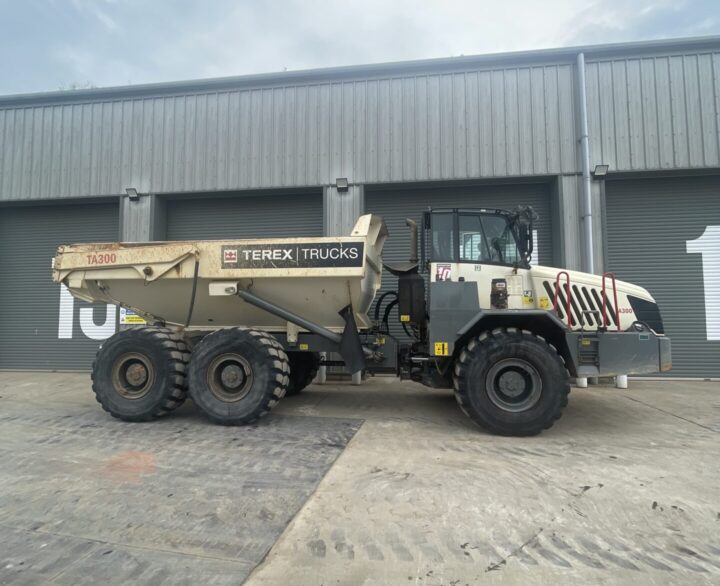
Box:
453, 328, 570, 436
286, 352, 321, 396
188, 328, 289, 425
91, 327, 190, 421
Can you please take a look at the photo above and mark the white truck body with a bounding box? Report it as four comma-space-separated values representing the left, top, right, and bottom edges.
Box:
53, 214, 387, 332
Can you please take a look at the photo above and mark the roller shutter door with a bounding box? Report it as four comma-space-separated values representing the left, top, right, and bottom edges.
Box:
0, 202, 119, 370
366, 182, 554, 339
605, 175, 720, 378
166, 191, 323, 240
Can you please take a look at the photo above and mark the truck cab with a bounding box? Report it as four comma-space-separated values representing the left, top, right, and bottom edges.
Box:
372, 206, 670, 434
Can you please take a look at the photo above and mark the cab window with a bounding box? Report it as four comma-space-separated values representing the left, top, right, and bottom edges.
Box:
458, 213, 520, 264
459, 214, 487, 261
431, 213, 454, 260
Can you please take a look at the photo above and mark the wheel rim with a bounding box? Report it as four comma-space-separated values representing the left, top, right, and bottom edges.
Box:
485, 358, 542, 412
207, 353, 254, 402
111, 352, 155, 399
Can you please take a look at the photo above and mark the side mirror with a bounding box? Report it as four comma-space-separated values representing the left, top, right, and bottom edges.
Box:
520, 221, 533, 261
510, 206, 537, 266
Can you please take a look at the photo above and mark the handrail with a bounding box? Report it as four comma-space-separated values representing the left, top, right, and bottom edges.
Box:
601, 272, 620, 331
552, 271, 573, 328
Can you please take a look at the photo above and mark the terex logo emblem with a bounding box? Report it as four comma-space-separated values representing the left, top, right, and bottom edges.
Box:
221, 242, 364, 269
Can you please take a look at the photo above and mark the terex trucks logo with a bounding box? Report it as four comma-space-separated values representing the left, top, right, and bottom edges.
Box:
221, 241, 364, 269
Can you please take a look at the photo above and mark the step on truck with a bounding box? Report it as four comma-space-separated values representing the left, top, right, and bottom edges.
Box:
52, 207, 671, 436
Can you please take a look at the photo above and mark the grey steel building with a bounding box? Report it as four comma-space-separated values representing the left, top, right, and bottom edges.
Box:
1, 37, 718, 377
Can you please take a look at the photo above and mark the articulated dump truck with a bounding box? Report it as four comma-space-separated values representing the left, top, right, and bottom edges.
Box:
53, 207, 671, 436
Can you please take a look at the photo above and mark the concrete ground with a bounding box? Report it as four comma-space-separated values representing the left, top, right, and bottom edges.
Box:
0, 373, 718, 585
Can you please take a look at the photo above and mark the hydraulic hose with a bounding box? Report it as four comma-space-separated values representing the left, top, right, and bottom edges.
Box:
184, 258, 200, 327
382, 299, 399, 332
374, 290, 398, 321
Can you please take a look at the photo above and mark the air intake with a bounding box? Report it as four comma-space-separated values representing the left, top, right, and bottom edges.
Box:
542, 280, 618, 329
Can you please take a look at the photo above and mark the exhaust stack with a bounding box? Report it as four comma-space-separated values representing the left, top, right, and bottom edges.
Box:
406, 218, 418, 264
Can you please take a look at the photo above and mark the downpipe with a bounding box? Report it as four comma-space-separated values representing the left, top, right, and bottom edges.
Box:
577, 51, 596, 389
577, 51, 594, 275
406, 218, 418, 264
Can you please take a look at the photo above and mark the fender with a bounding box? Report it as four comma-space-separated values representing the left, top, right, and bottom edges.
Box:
453, 310, 670, 378
435, 308, 577, 376
457, 309, 568, 337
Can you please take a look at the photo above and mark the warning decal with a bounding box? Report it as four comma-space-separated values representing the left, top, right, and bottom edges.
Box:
120, 308, 147, 325
434, 341, 449, 356
221, 241, 364, 269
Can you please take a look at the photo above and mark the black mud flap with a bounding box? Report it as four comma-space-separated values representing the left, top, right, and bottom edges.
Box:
338, 305, 366, 374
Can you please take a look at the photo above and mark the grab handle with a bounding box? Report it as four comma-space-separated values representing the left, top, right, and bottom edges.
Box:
601, 272, 620, 331
552, 271, 573, 328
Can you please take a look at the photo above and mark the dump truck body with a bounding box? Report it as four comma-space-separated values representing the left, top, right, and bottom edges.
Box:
53, 214, 387, 332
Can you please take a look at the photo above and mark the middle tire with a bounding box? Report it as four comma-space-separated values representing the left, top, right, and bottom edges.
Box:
188, 328, 290, 425
285, 352, 321, 396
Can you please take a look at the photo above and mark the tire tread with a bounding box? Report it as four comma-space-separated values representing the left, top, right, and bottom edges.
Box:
188, 328, 290, 425
453, 328, 570, 436
91, 326, 190, 422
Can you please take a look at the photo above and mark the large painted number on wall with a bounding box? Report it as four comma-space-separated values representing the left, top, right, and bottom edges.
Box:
686, 226, 720, 341
58, 285, 116, 341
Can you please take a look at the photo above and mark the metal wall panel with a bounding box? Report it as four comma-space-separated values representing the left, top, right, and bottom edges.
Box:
586, 53, 720, 171
4, 46, 718, 202
0, 202, 119, 369
120, 194, 159, 241
324, 185, 364, 236
0, 65, 577, 201
605, 175, 720, 378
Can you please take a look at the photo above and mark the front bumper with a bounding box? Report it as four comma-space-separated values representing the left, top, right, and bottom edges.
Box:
567, 331, 672, 378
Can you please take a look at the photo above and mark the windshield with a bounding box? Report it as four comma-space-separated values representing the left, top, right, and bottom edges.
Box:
431, 211, 520, 265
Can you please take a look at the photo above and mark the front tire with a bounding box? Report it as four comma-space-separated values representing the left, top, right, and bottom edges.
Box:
453, 328, 570, 436
91, 327, 190, 421
188, 328, 289, 425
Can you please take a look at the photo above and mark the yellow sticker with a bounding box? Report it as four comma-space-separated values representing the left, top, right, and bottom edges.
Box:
119, 308, 146, 325
581, 339, 592, 347
122, 314, 146, 324
434, 342, 449, 356
539, 296, 550, 310
299, 343, 309, 350
400, 314, 410, 322
523, 295, 534, 305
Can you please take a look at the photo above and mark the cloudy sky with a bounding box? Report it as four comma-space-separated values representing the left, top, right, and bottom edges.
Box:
2, 0, 719, 95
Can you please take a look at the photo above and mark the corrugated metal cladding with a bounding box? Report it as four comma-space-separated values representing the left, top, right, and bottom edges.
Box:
605, 175, 720, 378
365, 182, 553, 339
165, 191, 322, 240
0, 64, 577, 201
586, 53, 720, 171
0, 202, 119, 369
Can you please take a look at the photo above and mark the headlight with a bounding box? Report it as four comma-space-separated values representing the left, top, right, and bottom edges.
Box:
627, 295, 664, 334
